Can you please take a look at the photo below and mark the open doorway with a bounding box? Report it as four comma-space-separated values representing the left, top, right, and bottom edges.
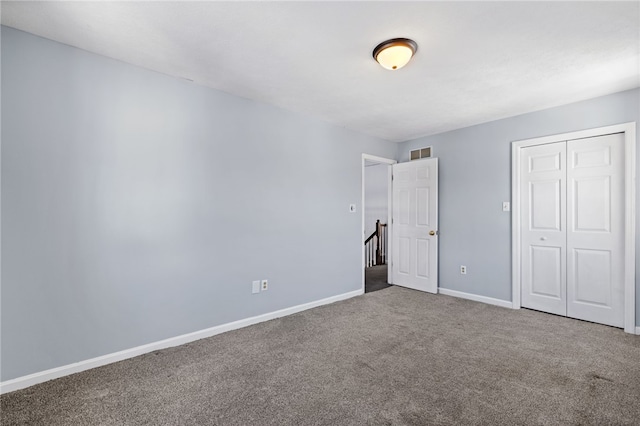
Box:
362, 154, 396, 293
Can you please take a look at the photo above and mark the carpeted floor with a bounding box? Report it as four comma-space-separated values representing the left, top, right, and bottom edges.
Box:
365, 264, 391, 293
2, 286, 639, 425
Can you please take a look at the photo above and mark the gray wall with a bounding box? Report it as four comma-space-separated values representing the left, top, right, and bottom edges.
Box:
0, 27, 397, 381
396, 88, 640, 325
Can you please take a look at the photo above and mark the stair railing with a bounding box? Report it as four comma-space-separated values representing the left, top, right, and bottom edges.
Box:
364, 220, 387, 267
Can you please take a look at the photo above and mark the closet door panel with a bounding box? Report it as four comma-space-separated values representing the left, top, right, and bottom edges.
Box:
520, 142, 567, 315
566, 133, 625, 327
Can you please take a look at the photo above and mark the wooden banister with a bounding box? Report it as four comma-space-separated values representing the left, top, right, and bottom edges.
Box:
365, 219, 387, 267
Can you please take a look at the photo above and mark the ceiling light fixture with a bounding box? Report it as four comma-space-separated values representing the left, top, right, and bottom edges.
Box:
372, 38, 418, 71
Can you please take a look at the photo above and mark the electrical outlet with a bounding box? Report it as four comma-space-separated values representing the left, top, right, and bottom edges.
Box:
460, 265, 467, 275
261, 279, 268, 291
252, 280, 261, 294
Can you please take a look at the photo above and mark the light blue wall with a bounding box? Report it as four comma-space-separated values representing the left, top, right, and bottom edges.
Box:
397, 88, 640, 326
0, 27, 397, 381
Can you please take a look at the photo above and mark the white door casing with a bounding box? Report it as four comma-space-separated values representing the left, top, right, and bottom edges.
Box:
361, 154, 396, 291
392, 158, 438, 293
512, 123, 636, 334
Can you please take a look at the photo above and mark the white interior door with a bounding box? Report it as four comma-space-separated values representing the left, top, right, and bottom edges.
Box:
566, 133, 625, 327
520, 133, 625, 327
520, 142, 567, 315
391, 159, 438, 293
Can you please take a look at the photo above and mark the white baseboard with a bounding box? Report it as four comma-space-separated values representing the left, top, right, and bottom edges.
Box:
0, 289, 363, 395
438, 287, 513, 309
636, 326, 640, 335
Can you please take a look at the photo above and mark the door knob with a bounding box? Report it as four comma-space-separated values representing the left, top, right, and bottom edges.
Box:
429, 230, 436, 236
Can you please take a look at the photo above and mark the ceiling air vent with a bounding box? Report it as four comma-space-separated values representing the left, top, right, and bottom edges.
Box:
410, 147, 432, 160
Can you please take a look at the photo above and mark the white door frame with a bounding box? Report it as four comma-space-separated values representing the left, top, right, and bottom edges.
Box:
362, 154, 396, 292
511, 122, 637, 334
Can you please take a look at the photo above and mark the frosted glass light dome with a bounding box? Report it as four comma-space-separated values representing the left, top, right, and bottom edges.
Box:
373, 38, 418, 71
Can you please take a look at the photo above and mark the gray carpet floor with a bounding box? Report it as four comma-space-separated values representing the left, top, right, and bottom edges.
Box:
2, 286, 639, 425
365, 264, 391, 293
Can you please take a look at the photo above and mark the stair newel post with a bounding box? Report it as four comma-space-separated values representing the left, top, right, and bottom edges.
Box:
375, 220, 382, 266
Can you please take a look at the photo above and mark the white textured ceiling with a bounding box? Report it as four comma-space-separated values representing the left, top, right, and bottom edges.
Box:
2, 1, 639, 142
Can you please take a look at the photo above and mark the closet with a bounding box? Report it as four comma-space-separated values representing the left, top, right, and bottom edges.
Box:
520, 132, 625, 327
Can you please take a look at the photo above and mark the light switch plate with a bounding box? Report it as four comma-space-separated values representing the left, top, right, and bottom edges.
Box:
502, 201, 510, 212
252, 280, 260, 294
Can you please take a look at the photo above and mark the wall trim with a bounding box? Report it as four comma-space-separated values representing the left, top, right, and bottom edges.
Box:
636, 326, 640, 335
0, 289, 363, 395
511, 122, 636, 334
438, 287, 513, 309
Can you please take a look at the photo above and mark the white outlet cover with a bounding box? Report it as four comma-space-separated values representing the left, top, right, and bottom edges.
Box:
349, 204, 356, 213
261, 279, 268, 291
502, 201, 510, 212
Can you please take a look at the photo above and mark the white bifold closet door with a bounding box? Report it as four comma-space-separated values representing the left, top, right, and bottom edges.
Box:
520, 133, 625, 328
